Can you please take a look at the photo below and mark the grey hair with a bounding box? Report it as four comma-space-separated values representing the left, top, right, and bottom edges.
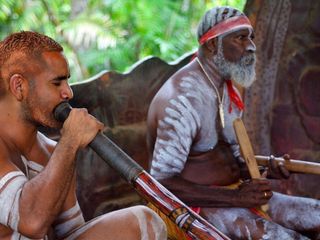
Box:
197, 6, 245, 41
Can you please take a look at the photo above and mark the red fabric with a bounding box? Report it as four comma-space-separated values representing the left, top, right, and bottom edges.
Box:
249, 207, 272, 221
199, 15, 252, 45
190, 206, 201, 214
226, 80, 244, 113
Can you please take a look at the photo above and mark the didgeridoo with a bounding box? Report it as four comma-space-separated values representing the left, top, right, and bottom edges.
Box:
53, 102, 230, 240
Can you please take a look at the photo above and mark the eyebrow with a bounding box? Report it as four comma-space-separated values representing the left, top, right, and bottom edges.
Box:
235, 29, 250, 34
51, 75, 71, 82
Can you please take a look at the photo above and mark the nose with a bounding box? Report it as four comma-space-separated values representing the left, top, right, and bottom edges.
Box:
246, 38, 256, 53
61, 83, 73, 100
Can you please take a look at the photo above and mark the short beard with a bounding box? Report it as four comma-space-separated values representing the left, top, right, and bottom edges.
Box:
21, 81, 61, 129
213, 37, 256, 88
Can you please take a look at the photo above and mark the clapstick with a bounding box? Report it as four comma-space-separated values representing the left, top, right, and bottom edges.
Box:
233, 118, 269, 212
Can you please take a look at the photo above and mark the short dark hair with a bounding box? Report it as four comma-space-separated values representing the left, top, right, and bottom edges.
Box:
0, 31, 63, 96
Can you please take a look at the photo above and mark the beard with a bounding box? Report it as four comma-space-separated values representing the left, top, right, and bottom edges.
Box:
21, 85, 62, 129
213, 37, 256, 88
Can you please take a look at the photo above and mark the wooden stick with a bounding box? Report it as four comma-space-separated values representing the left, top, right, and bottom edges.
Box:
255, 155, 320, 175
54, 102, 230, 240
233, 118, 269, 211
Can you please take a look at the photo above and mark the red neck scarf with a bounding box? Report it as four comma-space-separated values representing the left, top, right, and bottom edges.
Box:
226, 80, 244, 113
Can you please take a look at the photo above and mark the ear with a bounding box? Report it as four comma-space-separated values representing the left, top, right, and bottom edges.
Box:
9, 74, 26, 101
205, 38, 218, 55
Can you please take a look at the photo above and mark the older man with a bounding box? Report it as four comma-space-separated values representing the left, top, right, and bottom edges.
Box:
0, 31, 166, 240
147, 6, 320, 239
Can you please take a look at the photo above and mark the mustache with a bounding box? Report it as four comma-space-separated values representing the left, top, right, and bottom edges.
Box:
240, 54, 256, 66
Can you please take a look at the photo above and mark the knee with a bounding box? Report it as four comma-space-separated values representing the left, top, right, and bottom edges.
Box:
129, 205, 167, 240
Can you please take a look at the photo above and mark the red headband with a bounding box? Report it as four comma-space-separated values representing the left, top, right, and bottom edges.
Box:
199, 15, 252, 45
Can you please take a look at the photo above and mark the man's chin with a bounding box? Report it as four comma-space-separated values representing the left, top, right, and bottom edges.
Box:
234, 64, 256, 88
233, 74, 256, 88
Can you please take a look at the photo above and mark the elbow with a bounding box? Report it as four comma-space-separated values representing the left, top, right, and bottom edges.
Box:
18, 218, 50, 239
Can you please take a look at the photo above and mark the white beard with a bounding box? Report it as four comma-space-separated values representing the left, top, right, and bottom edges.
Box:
213, 37, 256, 88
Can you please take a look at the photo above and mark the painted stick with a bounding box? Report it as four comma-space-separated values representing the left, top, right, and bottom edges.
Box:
255, 155, 320, 175
233, 118, 269, 212
54, 102, 230, 240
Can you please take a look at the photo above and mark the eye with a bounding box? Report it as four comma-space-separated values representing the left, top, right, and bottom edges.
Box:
236, 35, 246, 40
52, 82, 61, 86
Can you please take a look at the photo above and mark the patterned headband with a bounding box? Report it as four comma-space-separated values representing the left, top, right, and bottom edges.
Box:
199, 15, 253, 45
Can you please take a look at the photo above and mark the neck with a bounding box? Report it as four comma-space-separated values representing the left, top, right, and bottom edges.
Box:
0, 100, 38, 155
197, 49, 225, 88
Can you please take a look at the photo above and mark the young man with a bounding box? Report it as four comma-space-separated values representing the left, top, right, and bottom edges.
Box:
0, 31, 166, 239
147, 6, 320, 239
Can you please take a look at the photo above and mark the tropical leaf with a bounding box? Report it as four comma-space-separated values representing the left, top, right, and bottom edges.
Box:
0, 0, 246, 82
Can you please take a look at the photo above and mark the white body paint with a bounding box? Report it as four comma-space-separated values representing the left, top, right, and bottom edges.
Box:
54, 201, 85, 239
0, 171, 27, 231
63, 206, 167, 240
131, 206, 167, 240
149, 69, 320, 238
150, 70, 242, 180
3, 157, 167, 240
202, 192, 317, 239
0, 157, 85, 240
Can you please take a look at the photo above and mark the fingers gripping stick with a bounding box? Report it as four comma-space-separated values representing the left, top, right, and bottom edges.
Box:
255, 155, 320, 175
54, 102, 230, 240
233, 118, 269, 211
54, 101, 143, 182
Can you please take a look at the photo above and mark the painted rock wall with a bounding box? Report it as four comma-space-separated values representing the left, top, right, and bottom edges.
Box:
40, 0, 320, 220
244, 0, 320, 197
60, 55, 190, 220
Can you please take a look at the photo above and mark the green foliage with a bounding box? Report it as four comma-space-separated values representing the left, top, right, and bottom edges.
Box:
0, 0, 246, 83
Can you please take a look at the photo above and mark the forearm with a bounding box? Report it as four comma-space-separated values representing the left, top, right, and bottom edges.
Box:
18, 136, 78, 237
160, 174, 273, 210
159, 175, 241, 208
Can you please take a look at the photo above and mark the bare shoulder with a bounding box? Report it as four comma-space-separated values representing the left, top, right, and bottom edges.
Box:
149, 63, 198, 123
147, 71, 185, 146
151, 68, 191, 110
149, 78, 175, 120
